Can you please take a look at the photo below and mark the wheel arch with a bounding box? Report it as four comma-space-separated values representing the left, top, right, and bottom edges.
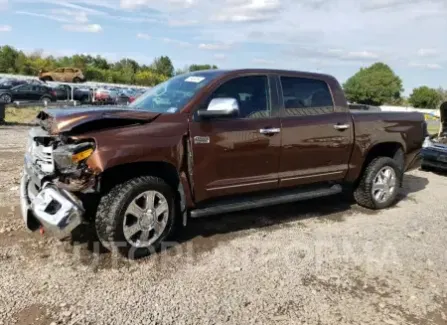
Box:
99, 161, 192, 226
346, 141, 405, 184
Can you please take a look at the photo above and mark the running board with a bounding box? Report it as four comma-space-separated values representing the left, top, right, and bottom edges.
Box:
190, 184, 343, 218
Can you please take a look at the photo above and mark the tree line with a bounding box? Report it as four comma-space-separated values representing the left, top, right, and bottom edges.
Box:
0, 45, 218, 87
343, 62, 446, 109
0, 45, 445, 108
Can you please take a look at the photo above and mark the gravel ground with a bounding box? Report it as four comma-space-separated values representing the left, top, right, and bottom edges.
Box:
0, 125, 446, 325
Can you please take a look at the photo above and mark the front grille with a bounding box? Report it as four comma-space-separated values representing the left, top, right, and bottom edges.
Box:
27, 128, 55, 174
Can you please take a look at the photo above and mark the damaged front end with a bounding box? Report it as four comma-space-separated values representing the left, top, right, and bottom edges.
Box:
21, 127, 98, 238
421, 101, 447, 171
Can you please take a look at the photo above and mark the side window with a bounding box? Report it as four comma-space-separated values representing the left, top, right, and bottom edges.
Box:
207, 76, 270, 119
18, 84, 31, 91
280, 77, 334, 116
54, 68, 64, 73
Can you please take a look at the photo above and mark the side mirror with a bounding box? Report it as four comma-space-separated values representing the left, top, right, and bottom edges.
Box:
197, 98, 239, 119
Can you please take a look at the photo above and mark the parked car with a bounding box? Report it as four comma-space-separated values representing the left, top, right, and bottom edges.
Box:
53, 84, 91, 103
20, 69, 424, 259
0, 78, 27, 90
39, 67, 85, 83
421, 101, 447, 171
116, 90, 137, 105
0, 83, 57, 104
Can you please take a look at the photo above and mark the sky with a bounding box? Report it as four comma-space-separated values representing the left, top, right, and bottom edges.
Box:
0, 0, 446, 94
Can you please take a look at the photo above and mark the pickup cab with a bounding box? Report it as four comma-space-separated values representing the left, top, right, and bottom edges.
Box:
20, 69, 424, 258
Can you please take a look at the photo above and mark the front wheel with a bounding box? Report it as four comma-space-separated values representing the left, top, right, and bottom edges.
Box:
353, 157, 402, 209
95, 176, 176, 259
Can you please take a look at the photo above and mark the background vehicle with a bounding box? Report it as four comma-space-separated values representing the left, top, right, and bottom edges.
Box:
0, 78, 27, 90
21, 69, 424, 259
116, 89, 137, 105
39, 67, 85, 83
52, 84, 91, 103
0, 83, 57, 104
421, 101, 447, 171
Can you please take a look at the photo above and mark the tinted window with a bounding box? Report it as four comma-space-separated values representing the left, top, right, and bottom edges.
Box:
280, 77, 333, 116
15, 84, 32, 91
206, 76, 270, 119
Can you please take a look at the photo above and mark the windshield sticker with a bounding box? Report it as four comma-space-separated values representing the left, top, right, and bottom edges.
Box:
185, 76, 205, 83
167, 107, 178, 113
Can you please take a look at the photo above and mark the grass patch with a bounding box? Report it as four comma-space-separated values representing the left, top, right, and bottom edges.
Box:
428, 123, 440, 135
4, 106, 42, 124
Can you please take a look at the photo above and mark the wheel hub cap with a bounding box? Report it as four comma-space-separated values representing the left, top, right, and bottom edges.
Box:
139, 209, 155, 230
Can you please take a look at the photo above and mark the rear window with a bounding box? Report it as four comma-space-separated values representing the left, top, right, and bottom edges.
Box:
280, 76, 334, 116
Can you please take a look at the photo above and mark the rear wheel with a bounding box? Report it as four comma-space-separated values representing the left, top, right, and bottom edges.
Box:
40, 76, 53, 82
95, 176, 176, 259
40, 96, 51, 105
73, 77, 82, 83
353, 157, 402, 209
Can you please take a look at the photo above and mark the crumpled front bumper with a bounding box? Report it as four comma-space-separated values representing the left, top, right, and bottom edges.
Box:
20, 155, 85, 238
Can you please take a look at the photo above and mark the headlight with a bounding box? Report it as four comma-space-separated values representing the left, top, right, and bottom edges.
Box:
53, 141, 95, 172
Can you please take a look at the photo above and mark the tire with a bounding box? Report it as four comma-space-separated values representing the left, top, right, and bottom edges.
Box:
95, 176, 177, 259
73, 77, 82, 83
40, 96, 51, 105
40, 76, 53, 82
353, 157, 402, 209
0, 93, 12, 103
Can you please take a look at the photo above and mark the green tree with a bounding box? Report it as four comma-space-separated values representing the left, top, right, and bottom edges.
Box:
409, 86, 442, 109
343, 62, 403, 106
437, 87, 447, 103
151, 56, 174, 77
0, 45, 19, 73
188, 64, 218, 72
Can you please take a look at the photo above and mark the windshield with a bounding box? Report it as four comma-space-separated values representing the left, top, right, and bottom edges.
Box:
129, 71, 224, 113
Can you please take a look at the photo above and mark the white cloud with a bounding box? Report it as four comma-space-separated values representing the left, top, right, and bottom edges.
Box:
168, 19, 198, 26
252, 58, 275, 65
62, 23, 102, 32
0, 24, 11, 32
137, 33, 151, 40
50, 8, 89, 23
409, 62, 442, 70
417, 48, 438, 57
120, 0, 196, 10
199, 43, 232, 51
16, 10, 70, 22
211, 0, 281, 22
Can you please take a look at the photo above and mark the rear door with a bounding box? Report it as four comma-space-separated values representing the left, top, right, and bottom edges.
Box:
189, 74, 281, 202
12, 84, 32, 101
277, 75, 353, 187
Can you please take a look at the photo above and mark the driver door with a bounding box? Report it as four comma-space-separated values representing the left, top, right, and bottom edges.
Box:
189, 74, 281, 203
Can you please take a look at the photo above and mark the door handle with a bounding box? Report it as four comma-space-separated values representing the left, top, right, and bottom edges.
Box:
333, 124, 350, 131
259, 128, 280, 135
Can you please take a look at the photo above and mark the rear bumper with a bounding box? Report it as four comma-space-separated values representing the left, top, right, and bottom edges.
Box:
20, 157, 84, 238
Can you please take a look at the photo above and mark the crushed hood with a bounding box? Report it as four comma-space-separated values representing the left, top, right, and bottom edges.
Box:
36, 106, 161, 134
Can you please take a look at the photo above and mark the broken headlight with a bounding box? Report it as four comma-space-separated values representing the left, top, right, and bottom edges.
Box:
53, 141, 95, 173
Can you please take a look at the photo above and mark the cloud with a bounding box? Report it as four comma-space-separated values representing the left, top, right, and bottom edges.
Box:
252, 58, 275, 65
50, 8, 89, 23
62, 23, 102, 32
0, 25, 11, 32
211, 0, 281, 22
168, 19, 198, 26
199, 43, 232, 51
15, 10, 70, 22
417, 48, 438, 57
409, 62, 442, 70
120, 0, 196, 10
136, 33, 151, 40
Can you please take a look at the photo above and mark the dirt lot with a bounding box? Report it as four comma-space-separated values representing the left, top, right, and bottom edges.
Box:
1, 125, 446, 325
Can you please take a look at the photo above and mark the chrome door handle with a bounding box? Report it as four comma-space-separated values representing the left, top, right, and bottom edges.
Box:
259, 128, 280, 134
333, 124, 350, 130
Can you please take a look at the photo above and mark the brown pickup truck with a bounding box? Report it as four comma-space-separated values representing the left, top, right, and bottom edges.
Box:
21, 69, 425, 258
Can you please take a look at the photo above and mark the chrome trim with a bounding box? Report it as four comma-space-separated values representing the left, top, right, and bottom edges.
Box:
281, 171, 343, 181
333, 124, 350, 130
207, 179, 277, 191
259, 128, 280, 134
